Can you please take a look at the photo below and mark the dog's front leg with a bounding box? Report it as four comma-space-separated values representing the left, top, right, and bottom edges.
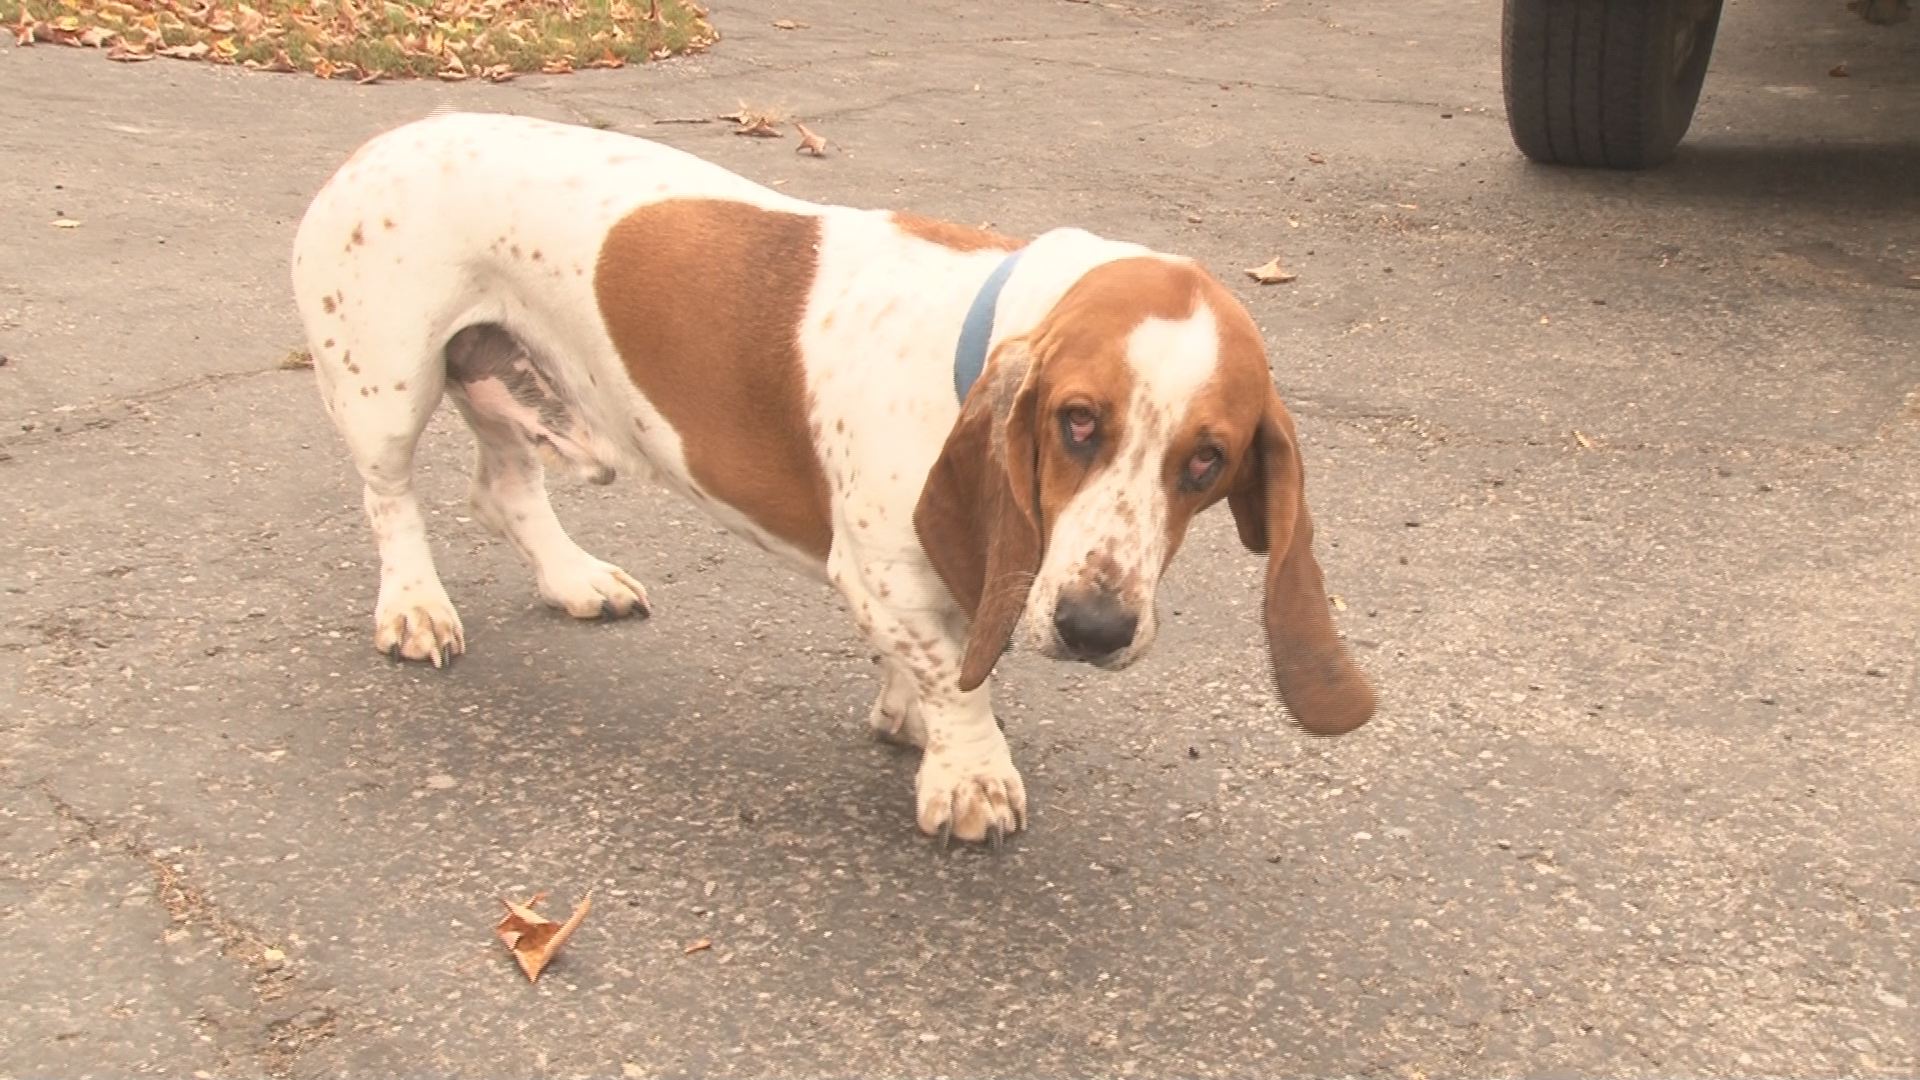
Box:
910, 676, 1026, 844
830, 546, 1027, 843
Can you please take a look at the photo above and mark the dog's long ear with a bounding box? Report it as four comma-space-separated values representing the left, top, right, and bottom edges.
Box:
1227, 391, 1376, 735
915, 339, 1044, 692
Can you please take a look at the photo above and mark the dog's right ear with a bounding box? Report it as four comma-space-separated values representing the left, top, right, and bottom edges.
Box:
914, 338, 1044, 692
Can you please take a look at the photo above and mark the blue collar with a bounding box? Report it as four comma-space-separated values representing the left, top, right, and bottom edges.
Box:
953, 249, 1026, 403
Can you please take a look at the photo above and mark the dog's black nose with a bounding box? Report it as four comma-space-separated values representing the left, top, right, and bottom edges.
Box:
1052, 591, 1138, 660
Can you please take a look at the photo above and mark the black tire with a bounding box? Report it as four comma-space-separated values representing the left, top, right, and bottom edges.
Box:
1501, 0, 1724, 170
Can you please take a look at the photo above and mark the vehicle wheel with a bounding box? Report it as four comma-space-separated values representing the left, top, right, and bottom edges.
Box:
1501, 0, 1724, 169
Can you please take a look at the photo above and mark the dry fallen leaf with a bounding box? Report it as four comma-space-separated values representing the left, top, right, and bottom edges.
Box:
279, 348, 315, 371
51, 218, 82, 229
494, 891, 592, 983
13, 1, 714, 82
1329, 595, 1347, 611
735, 116, 782, 137
684, 937, 713, 955
771, 18, 809, 29
1244, 258, 1297, 285
1306, 152, 1327, 164
1829, 62, 1850, 77
1572, 430, 1594, 450
795, 122, 828, 156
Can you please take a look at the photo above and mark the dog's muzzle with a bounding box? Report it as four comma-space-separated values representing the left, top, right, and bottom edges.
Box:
1050, 587, 1140, 665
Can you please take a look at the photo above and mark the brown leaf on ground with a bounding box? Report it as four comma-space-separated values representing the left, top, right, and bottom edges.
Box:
2, 0, 717, 81
772, 18, 809, 29
1244, 257, 1298, 285
721, 104, 783, 132
1306, 152, 1327, 164
795, 122, 828, 156
279, 348, 315, 370
494, 892, 592, 983
684, 937, 713, 954
1829, 62, 1851, 77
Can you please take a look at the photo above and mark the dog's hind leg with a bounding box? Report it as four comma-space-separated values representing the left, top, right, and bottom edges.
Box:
444, 324, 650, 621
310, 328, 466, 668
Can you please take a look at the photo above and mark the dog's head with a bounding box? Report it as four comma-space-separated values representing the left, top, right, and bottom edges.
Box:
915, 255, 1374, 736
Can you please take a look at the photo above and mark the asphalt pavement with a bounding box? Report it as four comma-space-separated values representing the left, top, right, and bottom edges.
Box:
2, 0, 1917, 1076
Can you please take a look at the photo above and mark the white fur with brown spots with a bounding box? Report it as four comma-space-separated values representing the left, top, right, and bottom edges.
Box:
293, 112, 1374, 845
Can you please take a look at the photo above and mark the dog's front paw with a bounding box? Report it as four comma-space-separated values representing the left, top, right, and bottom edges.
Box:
916, 747, 1027, 844
374, 585, 465, 668
538, 559, 650, 620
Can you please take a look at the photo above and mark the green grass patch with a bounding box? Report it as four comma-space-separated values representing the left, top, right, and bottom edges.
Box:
3, 0, 718, 81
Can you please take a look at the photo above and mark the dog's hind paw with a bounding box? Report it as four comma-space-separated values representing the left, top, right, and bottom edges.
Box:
538, 558, 650, 621
373, 589, 466, 668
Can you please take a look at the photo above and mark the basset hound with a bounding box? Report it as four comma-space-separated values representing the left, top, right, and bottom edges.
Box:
293, 112, 1375, 844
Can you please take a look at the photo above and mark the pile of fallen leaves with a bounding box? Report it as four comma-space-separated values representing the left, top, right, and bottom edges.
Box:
3, 0, 718, 82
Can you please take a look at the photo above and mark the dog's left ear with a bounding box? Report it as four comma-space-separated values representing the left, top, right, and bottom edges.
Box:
914, 339, 1044, 692
1227, 391, 1376, 735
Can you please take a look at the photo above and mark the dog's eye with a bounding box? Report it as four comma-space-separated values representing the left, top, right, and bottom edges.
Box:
1183, 446, 1223, 489
1062, 406, 1098, 446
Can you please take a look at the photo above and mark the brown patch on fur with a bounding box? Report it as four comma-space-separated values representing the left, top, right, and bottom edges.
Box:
347, 224, 365, 249
323, 338, 335, 349
382, 217, 396, 230
596, 199, 833, 560
321, 295, 337, 315
1150, 268, 1275, 555
394, 380, 408, 392
891, 213, 1025, 253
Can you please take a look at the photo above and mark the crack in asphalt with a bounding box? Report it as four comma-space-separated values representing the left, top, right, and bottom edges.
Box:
0, 363, 301, 449
35, 784, 340, 1079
